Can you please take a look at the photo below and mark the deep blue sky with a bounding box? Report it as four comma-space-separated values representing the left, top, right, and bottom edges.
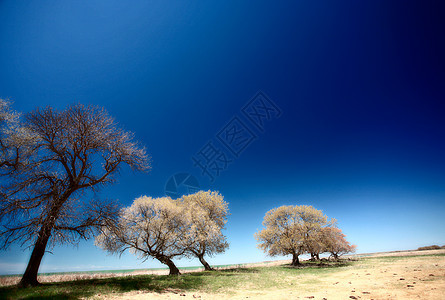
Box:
1, 1, 444, 275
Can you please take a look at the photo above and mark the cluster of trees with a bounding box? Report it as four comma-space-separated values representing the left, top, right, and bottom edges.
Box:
255, 205, 356, 265
0, 100, 230, 285
1, 100, 354, 288
95, 190, 229, 275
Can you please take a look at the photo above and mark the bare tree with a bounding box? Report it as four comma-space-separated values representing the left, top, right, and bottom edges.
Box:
181, 191, 229, 271
0, 103, 149, 287
96, 196, 189, 275
255, 205, 332, 266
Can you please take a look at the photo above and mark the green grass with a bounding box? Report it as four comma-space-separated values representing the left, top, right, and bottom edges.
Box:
0, 274, 203, 299
0, 261, 351, 299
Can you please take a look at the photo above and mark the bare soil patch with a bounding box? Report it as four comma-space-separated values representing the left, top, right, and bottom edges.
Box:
94, 249, 445, 300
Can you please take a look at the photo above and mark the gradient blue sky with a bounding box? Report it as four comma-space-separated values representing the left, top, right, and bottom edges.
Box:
0, 0, 444, 275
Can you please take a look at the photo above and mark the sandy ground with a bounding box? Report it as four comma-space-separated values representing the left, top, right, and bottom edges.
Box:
94, 249, 445, 300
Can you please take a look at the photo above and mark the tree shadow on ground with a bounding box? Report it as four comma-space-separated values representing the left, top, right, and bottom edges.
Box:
282, 260, 353, 270
0, 273, 204, 300
189, 267, 259, 278
0, 267, 261, 299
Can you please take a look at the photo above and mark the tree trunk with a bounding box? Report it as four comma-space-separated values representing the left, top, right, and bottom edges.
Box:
18, 225, 52, 287
156, 255, 180, 275
18, 195, 68, 287
165, 258, 180, 275
316, 253, 320, 261
198, 254, 213, 271
291, 252, 300, 266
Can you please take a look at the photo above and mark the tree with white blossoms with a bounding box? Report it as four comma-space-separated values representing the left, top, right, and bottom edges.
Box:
181, 190, 229, 271
0, 99, 33, 170
95, 196, 190, 275
255, 205, 333, 266
0, 99, 16, 168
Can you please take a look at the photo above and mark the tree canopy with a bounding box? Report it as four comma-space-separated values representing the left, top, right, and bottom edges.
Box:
181, 190, 229, 270
96, 191, 229, 274
96, 196, 189, 275
255, 205, 354, 265
322, 227, 356, 259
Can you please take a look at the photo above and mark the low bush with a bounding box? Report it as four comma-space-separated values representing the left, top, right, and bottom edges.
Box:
417, 245, 441, 251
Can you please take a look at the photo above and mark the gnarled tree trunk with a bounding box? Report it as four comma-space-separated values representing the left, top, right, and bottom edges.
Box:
165, 258, 180, 275
157, 255, 180, 275
198, 254, 213, 271
310, 252, 320, 261
18, 196, 66, 287
18, 223, 53, 287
